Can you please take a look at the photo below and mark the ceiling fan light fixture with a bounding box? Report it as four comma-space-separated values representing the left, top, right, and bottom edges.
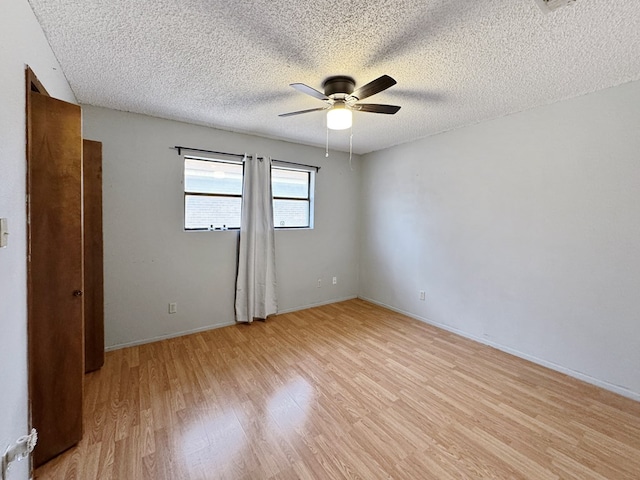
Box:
327, 103, 352, 130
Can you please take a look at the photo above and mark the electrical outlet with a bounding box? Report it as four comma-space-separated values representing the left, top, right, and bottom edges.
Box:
332, 276, 337, 285
168, 302, 177, 314
317, 278, 322, 288
419, 291, 426, 301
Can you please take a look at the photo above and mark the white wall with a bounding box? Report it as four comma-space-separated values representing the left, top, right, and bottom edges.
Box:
0, 1, 77, 478
82, 106, 360, 349
360, 80, 640, 400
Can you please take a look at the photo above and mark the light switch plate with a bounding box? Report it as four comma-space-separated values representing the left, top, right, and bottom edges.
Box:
0, 218, 8, 248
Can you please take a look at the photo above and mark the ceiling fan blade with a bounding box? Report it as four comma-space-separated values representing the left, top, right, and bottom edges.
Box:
290, 83, 329, 101
352, 103, 401, 114
279, 107, 328, 117
350, 75, 397, 101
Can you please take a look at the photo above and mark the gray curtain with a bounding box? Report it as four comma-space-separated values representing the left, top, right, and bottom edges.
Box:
235, 155, 277, 323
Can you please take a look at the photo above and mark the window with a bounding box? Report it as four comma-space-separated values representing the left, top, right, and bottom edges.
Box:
272, 166, 313, 228
184, 157, 243, 230
184, 156, 314, 230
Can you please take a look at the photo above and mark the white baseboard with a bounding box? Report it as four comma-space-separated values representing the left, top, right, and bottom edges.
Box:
358, 296, 640, 402
105, 296, 358, 352
277, 295, 358, 315
105, 321, 235, 351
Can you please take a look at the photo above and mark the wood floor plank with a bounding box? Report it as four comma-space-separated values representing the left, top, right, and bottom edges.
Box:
35, 299, 640, 479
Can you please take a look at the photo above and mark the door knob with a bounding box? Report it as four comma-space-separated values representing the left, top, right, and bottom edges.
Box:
73, 290, 83, 297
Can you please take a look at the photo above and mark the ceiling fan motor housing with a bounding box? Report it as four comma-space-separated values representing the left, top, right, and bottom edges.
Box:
323, 76, 355, 97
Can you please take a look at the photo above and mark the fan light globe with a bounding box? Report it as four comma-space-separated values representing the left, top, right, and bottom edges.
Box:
327, 105, 352, 130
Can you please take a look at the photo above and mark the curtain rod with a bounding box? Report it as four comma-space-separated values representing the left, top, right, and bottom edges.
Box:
173, 146, 320, 171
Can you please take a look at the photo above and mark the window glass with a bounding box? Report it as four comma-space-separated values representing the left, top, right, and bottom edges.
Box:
273, 199, 310, 228
272, 168, 309, 199
184, 158, 242, 195
184, 195, 241, 230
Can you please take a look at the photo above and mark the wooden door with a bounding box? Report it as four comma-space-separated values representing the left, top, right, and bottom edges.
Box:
27, 90, 84, 467
83, 139, 105, 372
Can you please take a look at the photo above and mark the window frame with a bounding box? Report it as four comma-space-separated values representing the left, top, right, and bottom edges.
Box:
183, 155, 244, 231
271, 164, 315, 230
183, 156, 315, 231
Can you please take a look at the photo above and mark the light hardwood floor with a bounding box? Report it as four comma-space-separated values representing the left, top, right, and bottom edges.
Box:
35, 299, 640, 479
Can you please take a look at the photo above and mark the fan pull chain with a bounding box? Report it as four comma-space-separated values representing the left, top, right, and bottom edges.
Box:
349, 127, 354, 171
325, 126, 329, 158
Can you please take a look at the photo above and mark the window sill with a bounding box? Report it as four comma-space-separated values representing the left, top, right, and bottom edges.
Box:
184, 227, 313, 232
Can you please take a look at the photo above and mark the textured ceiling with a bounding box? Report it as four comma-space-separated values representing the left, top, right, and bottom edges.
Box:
28, 0, 640, 154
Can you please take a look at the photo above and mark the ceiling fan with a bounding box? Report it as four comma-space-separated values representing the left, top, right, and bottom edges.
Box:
279, 75, 401, 130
